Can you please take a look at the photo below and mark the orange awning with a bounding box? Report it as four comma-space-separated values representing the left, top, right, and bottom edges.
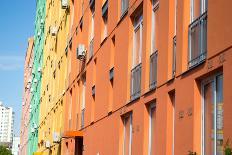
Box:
62, 131, 83, 138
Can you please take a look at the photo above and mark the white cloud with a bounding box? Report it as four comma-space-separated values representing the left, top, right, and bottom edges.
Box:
0, 55, 24, 71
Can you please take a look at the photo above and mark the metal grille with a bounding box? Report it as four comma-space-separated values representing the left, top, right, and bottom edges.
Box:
189, 12, 207, 68
131, 63, 142, 100
149, 51, 158, 90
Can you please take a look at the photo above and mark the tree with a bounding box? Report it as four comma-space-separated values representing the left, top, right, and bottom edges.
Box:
0, 145, 12, 155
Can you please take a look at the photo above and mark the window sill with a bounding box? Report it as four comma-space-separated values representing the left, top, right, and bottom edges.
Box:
127, 96, 140, 105
180, 59, 206, 77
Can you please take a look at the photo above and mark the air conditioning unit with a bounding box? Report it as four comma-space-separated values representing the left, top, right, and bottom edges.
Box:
22, 102, 25, 106
76, 44, 86, 60
62, 90, 65, 96
29, 64, 33, 68
26, 84, 30, 89
31, 127, 35, 133
30, 88, 34, 93
37, 31, 41, 37
28, 78, 32, 84
53, 132, 61, 143
34, 79, 38, 84
34, 123, 38, 129
29, 106, 32, 113
45, 140, 51, 148
50, 26, 58, 36
61, 0, 69, 9
38, 67, 42, 73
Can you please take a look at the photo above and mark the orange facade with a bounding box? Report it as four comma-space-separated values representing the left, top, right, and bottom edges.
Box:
62, 0, 232, 155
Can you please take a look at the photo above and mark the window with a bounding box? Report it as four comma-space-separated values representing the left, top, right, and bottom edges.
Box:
121, 0, 129, 16
172, 0, 177, 77
148, 104, 156, 155
81, 77, 86, 129
130, 11, 143, 100
133, 12, 143, 68
202, 74, 223, 155
102, 0, 108, 40
89, 2, 95, 58
151, 0, 159, 53
123, 113, 132, 155
169, 92, 175, 155
149, 1, 158, 89
188, 0, 207, 68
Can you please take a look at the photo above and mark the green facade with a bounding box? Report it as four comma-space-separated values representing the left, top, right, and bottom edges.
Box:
28, 0, 46, 154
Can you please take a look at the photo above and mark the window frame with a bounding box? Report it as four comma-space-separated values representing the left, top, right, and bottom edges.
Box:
121, 0, 129, 16
201, 73, 223, 155
123, 113, 132, 155
190, 0, 207, 22
151, 0, 159, 54
148, 103, 156, 155
132, 13, 143, 68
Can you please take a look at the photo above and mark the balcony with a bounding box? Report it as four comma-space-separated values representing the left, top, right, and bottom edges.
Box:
149, 51, 158, 90
131, 63, 142, 100
89, 38, 94, 59
188, 11, 207, 68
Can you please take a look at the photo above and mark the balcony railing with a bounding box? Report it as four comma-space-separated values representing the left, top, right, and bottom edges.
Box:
188, 11, 207, 68
131, 63, 142, 100
149, 51, 158, 90
89, 38, 94, 59
172, 36, 176, 77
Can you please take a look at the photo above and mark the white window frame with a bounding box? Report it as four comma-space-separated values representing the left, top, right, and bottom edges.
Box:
121, 0, 129, 16
151, 1, 159, 54
172, 97, 175, 155
148, 103, 156, 155
190, 0, 207, 22
90, 13, 95, 41
123, 113, 132, 155
132, 14, 143, 68
201, 73, 223, 155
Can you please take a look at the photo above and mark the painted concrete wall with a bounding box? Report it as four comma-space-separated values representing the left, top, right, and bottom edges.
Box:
22, 0, 232, 154
37, 0, 70, 154
62, 0, 232, 155
20, 38, 34, 155
28, 0, 46, 154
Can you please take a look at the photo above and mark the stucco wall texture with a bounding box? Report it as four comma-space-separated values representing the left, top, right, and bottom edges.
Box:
21, 0, 232, 155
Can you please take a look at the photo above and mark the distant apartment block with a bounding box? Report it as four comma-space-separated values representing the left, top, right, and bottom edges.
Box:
0, 101, 14, 148
12, 136, 20, 155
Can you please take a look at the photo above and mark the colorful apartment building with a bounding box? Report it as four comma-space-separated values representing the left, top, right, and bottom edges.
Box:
36, 0, 70, 154
27, 0, 46, 154
21, 0, 232, 154
61, 0, 232, 155
20, 38, 34, 155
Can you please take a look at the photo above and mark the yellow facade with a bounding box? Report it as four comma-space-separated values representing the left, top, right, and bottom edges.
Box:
38, 0, 70, 154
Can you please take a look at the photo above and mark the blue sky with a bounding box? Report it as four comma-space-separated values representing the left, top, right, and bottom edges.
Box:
0, 1, 36, 136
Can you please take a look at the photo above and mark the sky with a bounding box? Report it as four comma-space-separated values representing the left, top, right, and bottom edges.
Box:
0, 1, 36, 136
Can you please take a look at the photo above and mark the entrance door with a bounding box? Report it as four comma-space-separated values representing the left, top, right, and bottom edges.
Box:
75, 137, 83, 155
202, 74, 223, 155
